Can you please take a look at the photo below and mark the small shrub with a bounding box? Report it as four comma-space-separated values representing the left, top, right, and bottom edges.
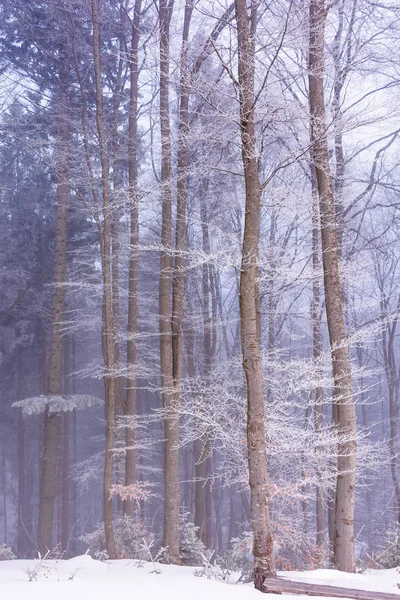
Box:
180, 519, 211, 566
375, 527, 400, 568
0, 544, 16, 560
224, 531, 253, 580
194, 553, 232, 582
81, 516, 151, 560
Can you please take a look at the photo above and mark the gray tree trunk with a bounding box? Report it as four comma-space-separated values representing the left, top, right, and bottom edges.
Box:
124, 0, 142, 518
158, 0, 180, 563
37, 69, 69, 556
308, 0, 357, 572
311, 167, 327, 550
92, 0, 117, 559
235, 0, 276, 589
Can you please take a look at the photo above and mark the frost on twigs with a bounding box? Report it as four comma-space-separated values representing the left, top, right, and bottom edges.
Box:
140, 538, 165, 574
194, 553, 232, 582
13, 394, 104, 415
110, 481, 152, 503
24, 549, 59, 581
81, 516, 152, 560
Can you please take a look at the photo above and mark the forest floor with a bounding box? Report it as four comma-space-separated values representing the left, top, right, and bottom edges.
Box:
1, 554, 400, 599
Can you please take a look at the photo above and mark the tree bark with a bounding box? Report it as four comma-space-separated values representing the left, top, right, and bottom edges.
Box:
264, 578, 400, 600
235, 0, 276, 589
16, 347, 27, 557
311, 166, 327, 550
37, 65, 69, 556
158, 0, 180, 563
381, 301, 400, 526
62, 335, 70, 553
123, 0, 142, 518
308, 0, 357, 572
91, 0, 117, 559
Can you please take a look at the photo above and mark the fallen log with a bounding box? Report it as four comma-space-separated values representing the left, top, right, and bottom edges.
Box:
263, 577, 400, 599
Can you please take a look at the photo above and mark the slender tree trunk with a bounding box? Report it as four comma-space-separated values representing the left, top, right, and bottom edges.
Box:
200, 201, 215, 549
57, 416, 63, 551
235, 0, 276, 589
91, 0, 117, 559
37, 67, 69, 556
62, 335, 70, 553
111, 38, 125, 518
16, 347, 26, 557
381, 309, 400, 526
158, 0, 181, 563
308, 0, 357, 572
311, 167, 326, 551
123, 0, 142, 517
71, 335, 78, 554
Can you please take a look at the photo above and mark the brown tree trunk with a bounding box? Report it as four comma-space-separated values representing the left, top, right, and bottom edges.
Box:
91, 0, 117, 559
37, 66, 69, 556
62, 335, 70, 553
57, 416, 62, 552
235, 0, 276, 589
200, 201, 215, 549
311, 167, 327, 550
158, 0, 180, 563
123, 0, 142, 518
16, 347, 27, 557
381, 304, 400, 526
308, 0, 357, 573
111, 33, 125, 519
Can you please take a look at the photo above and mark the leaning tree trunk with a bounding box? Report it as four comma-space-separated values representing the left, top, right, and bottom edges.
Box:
158, 0, 180, 563
37, 68, 69, 556
308, 0, 357, 573
235, 0, 276, 590
92, 0, 117, 559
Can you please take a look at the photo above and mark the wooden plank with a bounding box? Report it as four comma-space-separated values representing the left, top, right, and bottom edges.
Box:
263, 577, 400, 599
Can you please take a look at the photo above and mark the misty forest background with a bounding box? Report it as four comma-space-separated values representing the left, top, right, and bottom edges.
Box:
1, 0, 400, 575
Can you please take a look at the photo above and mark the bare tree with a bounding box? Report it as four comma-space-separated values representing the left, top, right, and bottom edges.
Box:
235, 0, 276, 589
91, 0, 117, 559
124, 0, 142, 518
308, 0, 357, 572
158, 0, 180, 563
37, 62, 69, 556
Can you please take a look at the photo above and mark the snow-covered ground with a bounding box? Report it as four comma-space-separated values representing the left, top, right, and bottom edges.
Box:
1, 555, 400, 599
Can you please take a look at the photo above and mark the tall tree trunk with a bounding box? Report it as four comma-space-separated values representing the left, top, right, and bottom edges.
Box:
311, 167, 326, 550
381, 305, 400, 526
158, 0, 182, 563
308, 0, 357, 573
62, 335, 70, 553
91, 0, 117, 559
200, 200, 215, 549
123, 0, 142, 518
111, 32, 125, 518
37, 68, 69, 556
16, 347, 26, 557
235, 0, 276, 589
